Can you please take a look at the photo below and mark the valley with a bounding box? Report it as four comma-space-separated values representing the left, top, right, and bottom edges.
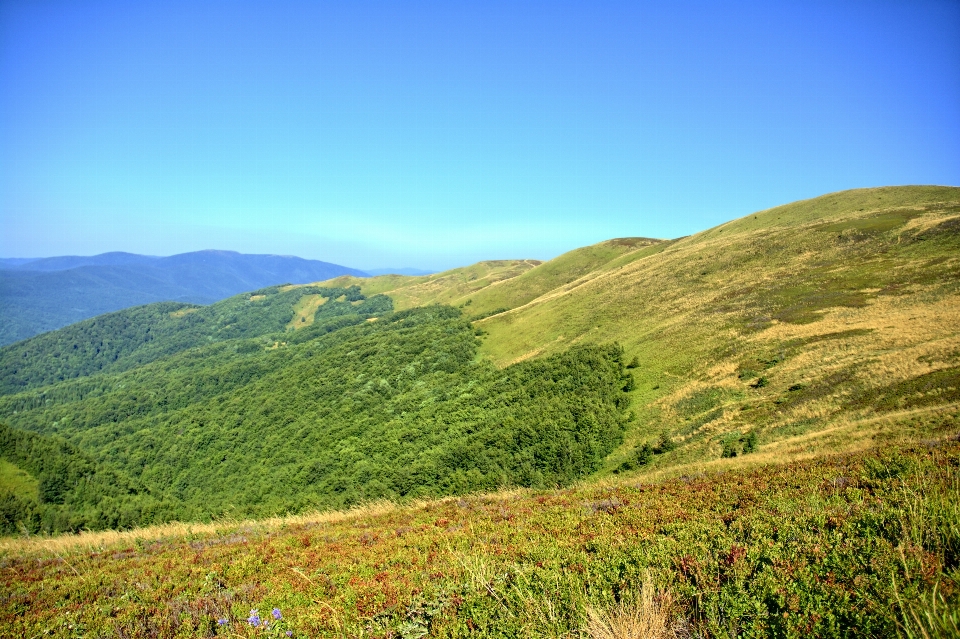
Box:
1, 186, 958, 637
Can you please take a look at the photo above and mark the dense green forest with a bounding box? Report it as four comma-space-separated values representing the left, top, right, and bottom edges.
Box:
0, 295, 632, 533
0, 284, 391, 394
0, 424, 178, 534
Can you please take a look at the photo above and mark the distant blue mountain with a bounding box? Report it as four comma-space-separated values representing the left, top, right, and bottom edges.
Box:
0, 258, 41, 268
0, 250, 368, 345
6, 252, 160, 271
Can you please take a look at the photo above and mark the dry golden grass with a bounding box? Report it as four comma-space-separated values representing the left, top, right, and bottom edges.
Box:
470, 189, 960, 466
168, 307, 199, 318
0, 490, 539, 556
624, 403, 959, 485
585, 578, 687, 639
0, 499, 403, 555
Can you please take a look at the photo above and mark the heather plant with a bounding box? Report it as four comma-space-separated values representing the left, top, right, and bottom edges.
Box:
2, 441, 956, 637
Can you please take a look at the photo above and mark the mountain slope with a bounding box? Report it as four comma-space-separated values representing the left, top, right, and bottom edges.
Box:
3, 440, 957, 638
2, 186, 958, 532
339, 186, 960, 474
477, 186, 960, 470
0, 423, 174, 534
0, 306, 630, 526
1, 186, 958, 638
0, 250, 368, 345
321, 259, 543, 311
0, 283, 390, 395
321, 239, 665, 320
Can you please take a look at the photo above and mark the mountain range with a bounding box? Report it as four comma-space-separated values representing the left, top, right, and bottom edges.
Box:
1, 186, 958, 637
1, 184, 957, 530
0, 250, 368, 345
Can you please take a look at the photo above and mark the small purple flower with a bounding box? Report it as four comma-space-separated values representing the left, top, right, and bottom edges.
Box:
286, 632, 293, 637
272, 608, 282, 620
248, 609, 261, 627
217, 618, 229, 626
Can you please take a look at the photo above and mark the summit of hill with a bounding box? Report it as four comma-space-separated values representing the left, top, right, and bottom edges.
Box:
338, 185, 960, 475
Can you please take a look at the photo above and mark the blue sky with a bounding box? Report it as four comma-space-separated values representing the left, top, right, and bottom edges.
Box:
1, 0, 958, 271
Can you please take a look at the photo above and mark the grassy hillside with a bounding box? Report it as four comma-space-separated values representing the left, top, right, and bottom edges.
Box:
321, 259, 543, 312
320, 239, 665, 322
338, 186, 960, 479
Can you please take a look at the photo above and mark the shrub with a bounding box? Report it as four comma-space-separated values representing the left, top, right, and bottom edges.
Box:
742, 431, 758, 453
653, 431, 677, 454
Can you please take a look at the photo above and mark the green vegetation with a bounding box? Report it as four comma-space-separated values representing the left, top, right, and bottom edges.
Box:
0, 423, 176, 534
1, 304, 631, 530
1, 441, 957, 637
0, 251, 366, 345
0, 460, 37, 498
447, 186, 960, 475
1, 186, 959, 637
321, 260, 544, 312
0, 284, 390, 395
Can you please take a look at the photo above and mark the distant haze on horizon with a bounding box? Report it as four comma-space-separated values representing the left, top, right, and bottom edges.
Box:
1, 0, 958, 272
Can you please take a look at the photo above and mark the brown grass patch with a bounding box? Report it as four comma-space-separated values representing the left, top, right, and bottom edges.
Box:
586, 578, 688, 639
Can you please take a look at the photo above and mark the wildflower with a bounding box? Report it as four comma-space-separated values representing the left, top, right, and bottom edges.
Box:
217, 618, 229, 626
272, 608, 282, 620
286, 632, 293, 637
248, 609, 261, 627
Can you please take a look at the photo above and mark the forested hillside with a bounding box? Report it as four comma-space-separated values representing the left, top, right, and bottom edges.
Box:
1, 186, 957, 536
0, 301, 631, 532
0, 250, 368, 345
0, 424, 176, 534
1, 187, 958, 638
0, 284, 389, 394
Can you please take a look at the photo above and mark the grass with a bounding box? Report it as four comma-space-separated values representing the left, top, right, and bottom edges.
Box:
318, 260, 543, 311
287, 294, 328, 330
458, 186, 960, 473
310, 186, 960, 508
585, 577, 687, 639
1, 437, 957, 637
0, 459, 37, 499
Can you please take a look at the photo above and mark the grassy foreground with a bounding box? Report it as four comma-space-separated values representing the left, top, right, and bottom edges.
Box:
2, 434, 958, 638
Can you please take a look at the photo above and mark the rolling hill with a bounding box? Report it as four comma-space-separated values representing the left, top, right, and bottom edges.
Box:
0, 250, 368, 345
1, 186, 958, 637
1, 186, 958, 526
340, 185, 960, 477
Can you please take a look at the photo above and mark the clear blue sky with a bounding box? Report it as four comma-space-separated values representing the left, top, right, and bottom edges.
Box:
1, 0, 958, 271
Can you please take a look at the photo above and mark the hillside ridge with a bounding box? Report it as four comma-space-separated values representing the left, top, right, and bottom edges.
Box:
0, 250, 368, 345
